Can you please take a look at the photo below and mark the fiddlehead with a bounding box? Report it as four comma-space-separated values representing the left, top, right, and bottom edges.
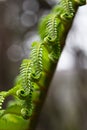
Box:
17, 59, 33, 118
19, 59, 32, 95
39, 13, 60, 41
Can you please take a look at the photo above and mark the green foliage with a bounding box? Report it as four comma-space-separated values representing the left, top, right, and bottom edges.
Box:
39, 13, 60, 41
30, 42, 43, 79
0, 94, 5, 110
20, 59, 31, 94
0, 0, 86, 130
0, 114, 29, 130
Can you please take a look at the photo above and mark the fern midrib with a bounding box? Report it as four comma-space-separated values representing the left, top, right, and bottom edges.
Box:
35, 43, 43, 72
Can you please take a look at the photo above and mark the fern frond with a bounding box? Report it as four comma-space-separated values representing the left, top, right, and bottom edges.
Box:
20, 59, 32, 93
30, 41, 43, 79
0, 94, 5, 110
0, 0, 86, 129
19, 59, 34, 119
39, 13, 60, 41
46, 13, 60, 39
61, 0, 75, 14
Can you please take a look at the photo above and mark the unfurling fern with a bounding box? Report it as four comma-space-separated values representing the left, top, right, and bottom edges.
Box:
30, 42, 43, 79
0, 95, 4, 110
20, 59, 32, 94
0, 0, 86, 130
39, 13, 60, 41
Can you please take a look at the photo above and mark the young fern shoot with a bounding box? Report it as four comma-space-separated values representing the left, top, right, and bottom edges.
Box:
0, 0, 86, 130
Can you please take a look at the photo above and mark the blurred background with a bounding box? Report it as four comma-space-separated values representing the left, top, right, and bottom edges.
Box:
0, 0, 53, 90
0, 0, 87, 130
